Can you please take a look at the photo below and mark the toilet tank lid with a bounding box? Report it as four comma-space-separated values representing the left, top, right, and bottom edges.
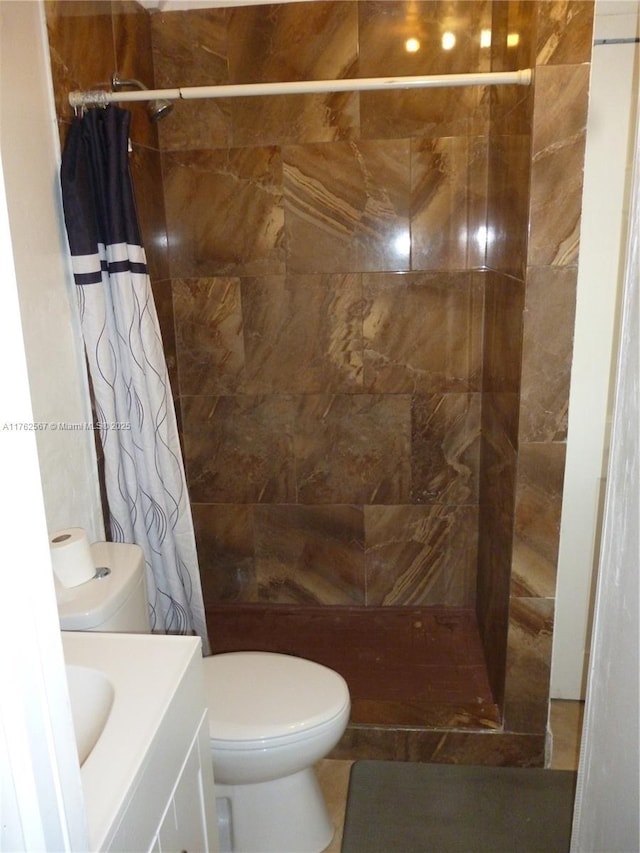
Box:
56, 542, 145, 630
202, 651, 350, 742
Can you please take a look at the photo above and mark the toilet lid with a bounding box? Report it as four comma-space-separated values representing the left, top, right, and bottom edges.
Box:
202, 652, 350, 742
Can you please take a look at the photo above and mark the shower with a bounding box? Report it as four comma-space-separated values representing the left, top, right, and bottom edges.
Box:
45, 0, 593, 771
111, 73, 173, 122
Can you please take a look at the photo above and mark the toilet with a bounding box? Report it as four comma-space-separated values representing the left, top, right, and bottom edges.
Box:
55, 541, 350, 853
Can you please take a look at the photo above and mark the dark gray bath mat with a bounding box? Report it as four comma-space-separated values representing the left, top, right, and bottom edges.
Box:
341, 760, 577, 853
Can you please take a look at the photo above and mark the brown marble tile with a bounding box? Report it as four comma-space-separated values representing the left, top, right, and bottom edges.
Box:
519, 266, 577, 442
173, 277, 245, 396
467, 137, 491, 269
358, 0, 496, 140
503, 597, 554, 734
475, 521, 511, 708
227, 1, 358, 84
263, 606, 491, 670
162, 147, 285, 277
482, 391, 520, 453
363, 272, 483, 393
331, 725, 407, 762
294, 394, 411, 504
365, 505, 478, 607
535, 1, 595, 66
352, 692, 499, 729
45, 0, 115, 123
254, 505, 365, 605
206, 604, 494, 710
358, 1, 492, 77
283, 140, 411, 274
152, 8, 228, 86
482, 270, 525, 396
479, 397, 519, 528
527, 63, 590, 267
151, 8, 231, 151
489, 84, 533, 138
129, 145, 169, 280
149, 278, 177, 397
182, 395, 296, 503
334, 727, 547, 766
192, 504, 256, 603
411, 136, 488, 271
476, 400, 519, 704
411, 394, 481, 505
112, 0, 157, 149
404, 730, 546, 767
490, 0, 537, 73
226, 0, 360, 147
358, 0, 492, 137
512, 443, 566, 597
242, 274, 363, 393
158, 101, 231, 153
486, 132, 531, 278
206, 603, 500, 747
361, 88, 488, 141
487, 0, 536, 135
232, 92, 360, 148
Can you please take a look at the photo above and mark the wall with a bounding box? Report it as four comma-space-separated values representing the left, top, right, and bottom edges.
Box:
478, 0, 535, 709
156, 0, 491, 611
1, 0, 103, 540
0, 2, 90, 847
506, 0, 593, 736
571, 74, 639, 850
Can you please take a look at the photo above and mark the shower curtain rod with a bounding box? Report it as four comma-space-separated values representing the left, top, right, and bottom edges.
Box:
68, 68, 532, 110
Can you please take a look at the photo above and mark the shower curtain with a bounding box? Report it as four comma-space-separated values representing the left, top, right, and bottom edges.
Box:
60, 105, 209, 653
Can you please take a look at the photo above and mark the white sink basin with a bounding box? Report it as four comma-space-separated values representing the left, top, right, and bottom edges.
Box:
66, 664, 115, 765
62, 632, 203, 850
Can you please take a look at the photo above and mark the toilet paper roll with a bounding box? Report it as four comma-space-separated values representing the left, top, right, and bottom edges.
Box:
50, 528, 95, 588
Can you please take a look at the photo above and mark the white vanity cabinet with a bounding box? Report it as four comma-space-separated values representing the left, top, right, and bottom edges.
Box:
102, 646, 219, 853
152, 715, 215, 853
61, 633, 219, 853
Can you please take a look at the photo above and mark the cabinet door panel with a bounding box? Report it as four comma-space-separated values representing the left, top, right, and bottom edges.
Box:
158, 741, 209, 853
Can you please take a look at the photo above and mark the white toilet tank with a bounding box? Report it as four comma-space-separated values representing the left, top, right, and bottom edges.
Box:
56, 541, 150, 633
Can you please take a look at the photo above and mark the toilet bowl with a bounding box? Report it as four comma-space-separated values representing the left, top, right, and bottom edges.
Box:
55, 541, 351, 853
203, 651, 350, 853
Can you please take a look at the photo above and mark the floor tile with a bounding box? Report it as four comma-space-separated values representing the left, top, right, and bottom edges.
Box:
549, 699, 584, 770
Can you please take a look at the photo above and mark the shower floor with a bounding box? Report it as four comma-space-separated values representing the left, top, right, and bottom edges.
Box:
206, 605, 501, 731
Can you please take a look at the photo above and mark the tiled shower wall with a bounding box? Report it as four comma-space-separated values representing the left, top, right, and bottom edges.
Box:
480, 0, 593, 735
499, 1, 592, 740
46, 0, 593, 765
154, 1, 493, 611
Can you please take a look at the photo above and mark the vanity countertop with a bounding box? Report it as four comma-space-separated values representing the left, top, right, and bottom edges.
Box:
61, 631, 204, 850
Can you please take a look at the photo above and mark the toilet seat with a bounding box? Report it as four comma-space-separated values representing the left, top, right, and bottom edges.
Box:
202, 651, 350, 745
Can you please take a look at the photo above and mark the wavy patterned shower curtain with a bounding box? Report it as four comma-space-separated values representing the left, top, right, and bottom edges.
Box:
60, 106, 209, 653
